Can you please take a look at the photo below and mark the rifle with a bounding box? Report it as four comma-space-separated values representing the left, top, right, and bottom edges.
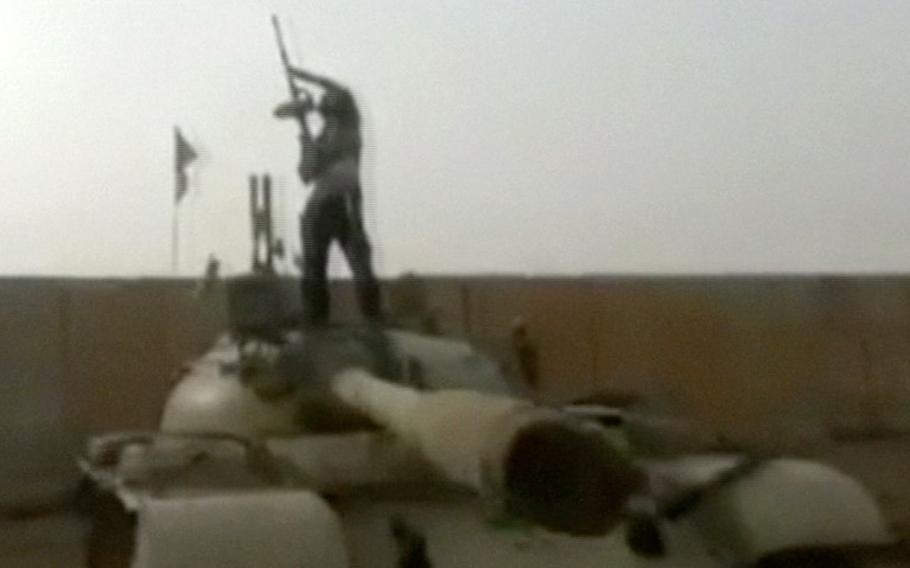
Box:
271, 15, 302, 103
271, 15, 318, 184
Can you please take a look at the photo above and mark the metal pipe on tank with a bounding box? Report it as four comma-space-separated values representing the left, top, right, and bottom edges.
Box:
249, 174, 259, 269
263, 174, 274, 270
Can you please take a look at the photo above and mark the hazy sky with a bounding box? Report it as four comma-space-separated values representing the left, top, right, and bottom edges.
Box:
2, 1, 909, 277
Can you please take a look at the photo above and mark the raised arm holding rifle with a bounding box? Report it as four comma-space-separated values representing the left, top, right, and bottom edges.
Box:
272, 20, 380, 326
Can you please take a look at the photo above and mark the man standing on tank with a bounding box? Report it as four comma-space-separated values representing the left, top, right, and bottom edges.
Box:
275, 67, 381, 326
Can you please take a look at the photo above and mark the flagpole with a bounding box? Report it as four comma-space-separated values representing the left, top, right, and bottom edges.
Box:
173, 127, 179, 275
172, 197, 179, 274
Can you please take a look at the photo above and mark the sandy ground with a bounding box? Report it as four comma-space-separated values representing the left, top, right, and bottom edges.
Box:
1, 435, 908, 567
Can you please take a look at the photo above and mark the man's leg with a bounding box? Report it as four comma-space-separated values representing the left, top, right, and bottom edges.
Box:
300, 201, 333, 326
340, 224, 381, 322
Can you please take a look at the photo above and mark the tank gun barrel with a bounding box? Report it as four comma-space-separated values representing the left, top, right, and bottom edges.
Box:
331, 368, 644, 536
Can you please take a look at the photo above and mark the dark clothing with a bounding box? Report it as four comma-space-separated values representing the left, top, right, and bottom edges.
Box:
298, 125, 361, 184
289, 83, 379, 325
300, 158, 380, 325
298, 88, 362, 184
390, 515, 433, 568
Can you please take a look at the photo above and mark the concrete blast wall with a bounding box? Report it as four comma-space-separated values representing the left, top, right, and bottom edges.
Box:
1, 275, 910, 506
0, 278, 226, 507
447, 277, 910, 446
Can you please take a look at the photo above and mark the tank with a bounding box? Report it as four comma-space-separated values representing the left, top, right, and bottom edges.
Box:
79, 291, 897, 567
78, 177, 897, 568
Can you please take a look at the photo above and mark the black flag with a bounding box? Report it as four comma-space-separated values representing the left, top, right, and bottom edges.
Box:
174, 127, 198, 203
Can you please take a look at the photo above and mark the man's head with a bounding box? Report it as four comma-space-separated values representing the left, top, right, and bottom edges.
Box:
319, 89, 359, 124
